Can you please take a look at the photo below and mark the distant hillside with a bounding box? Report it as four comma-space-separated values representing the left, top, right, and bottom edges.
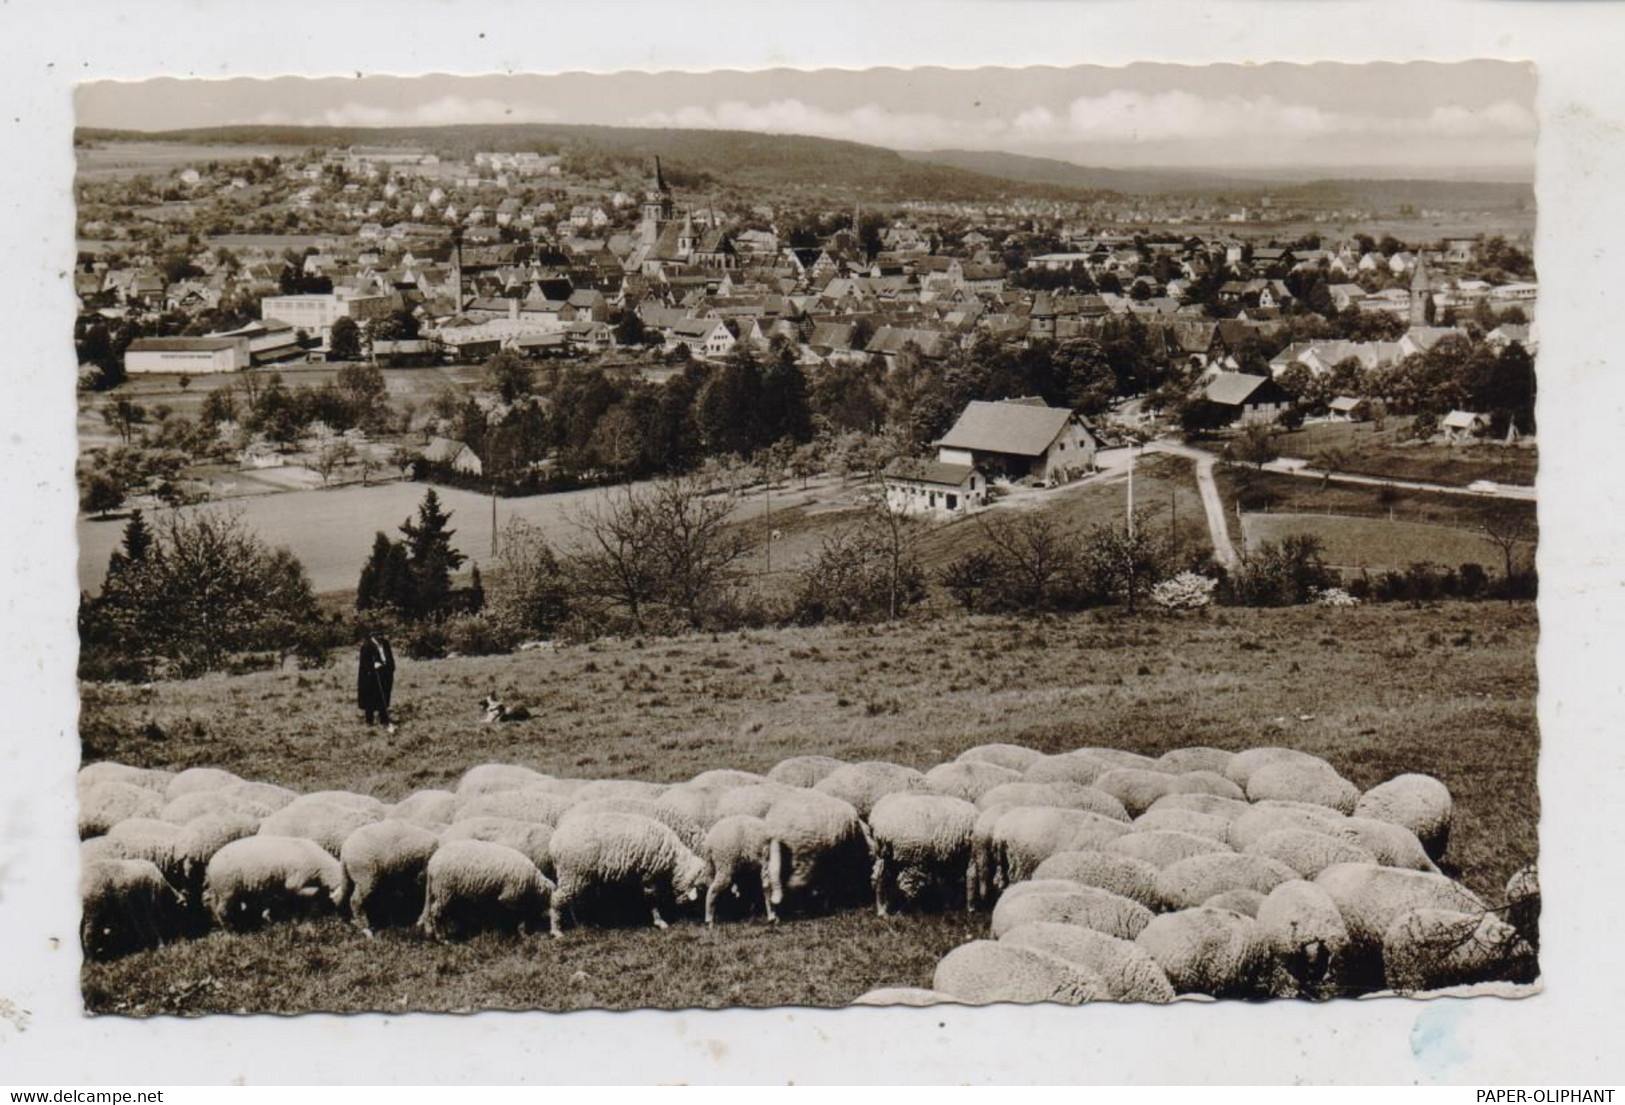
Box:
1274, 178, 1534, 212
75, 124, 1119, 205
902, 148, 1274, 195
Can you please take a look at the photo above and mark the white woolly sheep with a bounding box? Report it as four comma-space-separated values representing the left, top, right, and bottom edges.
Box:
1146, 792, 1253, 823
292, 790, 387, 815
1094, 767, 1243, 818
81, 836, 120, 866
850, 987, 961, 1007
1245, 760, 1361, 814
1314, 862, 1486, 981
1156, 747, 1236, 775
1382, 908, 1536, 992
455, 785, 574, 826
203, 835, 345, 930
1223, 747, 1334, 791
1130, 807, 1233, 843
165, 766, 245, 801
991, 807, 1134, 885
689, 768, 769, 790
160, 788, 282, 824
975, 781, 1129, 822
654, 785, 727, 831
1256, 879, 1351, 995
813, 761, 929, 818
568, 779, 669, 804
78, 761, 173, 795
1506, 865, 1540, 950
1226, 804, 1346, 851
1107, 830, 1232, 870
79, 781, 166, 839
1155, 852, 1300, 910
104, 818, 184, 886
548, 812, 709, 935
420, 839, 554, 940
713, 782, 800, 821
1325, 817, 1440, 873
258, 800, 382, 858
1135, 907, 1273, 997
868, 792, 979, 915
455, 763, 550, 798
562, 796, 707, 854
1075, 747, 1164, 772
80, 858, 186, 961
1031, 850, 1164, 912
1001, 922, 1176, 1003
991, 881, 1154, 941
762, 789, 873, 916
1021, 751, 1115, 787
701, 814, 773, 924
1354, 774, 1453, 862
439, 817, 554, 874
765, 755, 846, 788
956, 743, 1045, 772
1245, 829, 1377, 879
226, 781, 299, 812
340, 819, 442, 931
924, 760, 1022, 804
171, 810, 262, 895
932, 940, 1107, 1005
1201, 889, 1265, 917
389, 788, 458, 827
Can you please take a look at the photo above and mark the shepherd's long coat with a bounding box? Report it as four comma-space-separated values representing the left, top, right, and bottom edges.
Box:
357, 637, 396, 712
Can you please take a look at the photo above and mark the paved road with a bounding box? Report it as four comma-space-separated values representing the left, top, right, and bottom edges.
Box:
1146, 441, 1239, 568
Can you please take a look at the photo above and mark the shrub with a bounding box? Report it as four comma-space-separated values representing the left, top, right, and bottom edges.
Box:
941, 550, 1001, 613
1457, 562, 1490, 599
1223, 534, 1332, 607
1314, 586, 1360, 607
403, 620, 451, 660
793, 508, 926, 625
443, 613, 519, 657
1152, 571, 1218, 611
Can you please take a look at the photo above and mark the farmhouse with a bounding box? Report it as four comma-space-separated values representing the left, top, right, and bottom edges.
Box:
124, 336, 250, 374
1441, 410, 1491, 443
1203, 372, 1294, 426
419, 436, 483, 476
1327, 395, 1369, 423
882, 458, 986, 517
935, 398, 1097, 483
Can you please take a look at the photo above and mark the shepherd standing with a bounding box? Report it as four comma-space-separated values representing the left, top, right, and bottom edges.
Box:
358, 633, 397, 732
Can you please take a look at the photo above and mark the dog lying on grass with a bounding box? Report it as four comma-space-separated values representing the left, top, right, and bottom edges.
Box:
480, 696, 533, 724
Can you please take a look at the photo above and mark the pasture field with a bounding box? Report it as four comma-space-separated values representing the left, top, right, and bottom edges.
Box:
1276, 419, 1538, 489
79, 601, 1539, 1014
1241, 512, 1526, 574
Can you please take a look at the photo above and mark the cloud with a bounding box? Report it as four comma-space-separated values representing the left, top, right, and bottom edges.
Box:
253, 97, 558, 128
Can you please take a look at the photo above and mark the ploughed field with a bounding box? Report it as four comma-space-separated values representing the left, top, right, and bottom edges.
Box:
79, 602, 1538, 1014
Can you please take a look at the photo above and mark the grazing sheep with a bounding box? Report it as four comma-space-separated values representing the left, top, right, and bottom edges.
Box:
1256, 880, 1351, 995
1354, 774, 1453, 862
762, 789, 873, 916
340, 820, 442, 931
1155, 852, 1299, 910
1092, 769, 1185, 818
1022, 751, 1115, 787
568, 779, 669, 804
1076, 748, 1164, 773
1314, 862, 1486, 980
389, 789, 458, 827
701, 815, 773, 924
165, 767, 245, 801
1325, 817, 1440, 873
1226, 804, 1346, 851
1136, 907, 1273, 997
80, 858, 186, 961
78, 762, 173, 795
1382, 908, 1536, 992
455, 763, 550, 798
79, 781, 165, 839
1202, 889, 1265, 917
1223, 747, 1334, 791
455, 785, 573, 826
1506, 865, 1540, 950
932, 940, 1107, 1005
293, 790, 387, 815
991, 882, 1155, 941
1156, 747, 1236, 776
258, 800, 382, 858
850, 987, 961, 1007
1131, 808, 1232, 843
420, 840, 554, 940
1107, 830, 1232, 870
1245, 760, 1361, 815
813, 761, 930, 818
713, 782, 800, 820
548, 812, 709, 935
924, 761, 1022, 804
1245, 829, 1377, 879
1031, 851, 1164, 912
440, 817, 554, 874
992, 807, 1134, 884
203, 835, 345, 931
1000, 922, 1176, 1003
104, 818, 184, 885
1146, 792, 1253, 823
81, 836, 120, 866
562, 797, 707, 854
689, 768, 769, 790
765, 755, 846, 788
171, 811, 261, 893
654, 785, 727, 831
226, 782, 299, 812
160, 788, 282, 824
975, 782, 1129, 823
956, 743, 1044, 773
868, 792, 979, 915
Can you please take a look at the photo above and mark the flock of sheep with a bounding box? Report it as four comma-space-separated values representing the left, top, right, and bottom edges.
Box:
78, 742, 1539, 1004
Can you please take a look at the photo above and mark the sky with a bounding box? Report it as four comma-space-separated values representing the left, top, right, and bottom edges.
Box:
75, 61, 1536, 177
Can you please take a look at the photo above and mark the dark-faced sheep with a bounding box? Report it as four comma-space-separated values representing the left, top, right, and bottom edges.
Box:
1257, 879, 1351, 997
80, 858, 186, 961
868, 792, 979, 915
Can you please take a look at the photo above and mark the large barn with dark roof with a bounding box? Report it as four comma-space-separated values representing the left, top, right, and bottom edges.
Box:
934, 398, 1098, 482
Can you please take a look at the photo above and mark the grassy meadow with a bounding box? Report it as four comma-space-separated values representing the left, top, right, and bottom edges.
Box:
1275, 419, 1538, 488
80, 600, 1539, 1015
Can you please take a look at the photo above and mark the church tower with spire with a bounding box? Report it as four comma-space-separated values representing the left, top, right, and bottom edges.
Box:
1410, 251, 1434, 327
641, 157, 673, 245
